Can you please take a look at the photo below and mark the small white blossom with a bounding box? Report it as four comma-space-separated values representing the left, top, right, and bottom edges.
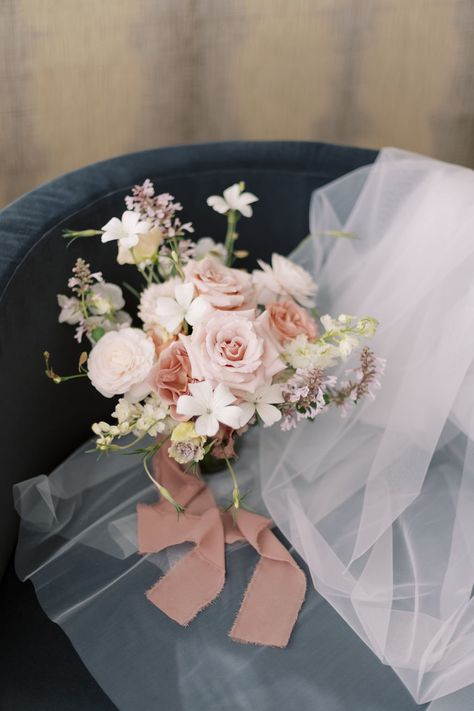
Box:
193, 237, 227, 263
153, 282, 212, 334
88, 283, 125, 315
239, 383, 284, 427
207, 183, 258, 218
176, 381, 244, 437
284, 335, 339, 370
57, 295, 82, 324
101, 211, 152, 250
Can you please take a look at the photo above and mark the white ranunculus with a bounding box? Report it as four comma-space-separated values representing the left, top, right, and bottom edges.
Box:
87, 328, 155, 398
253, 253, 318, 308
89, 283, 125, 315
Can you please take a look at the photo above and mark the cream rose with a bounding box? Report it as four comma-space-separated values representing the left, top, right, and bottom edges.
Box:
253, 253, 318, 307
181, 310, 284, 394
183, 256, 256, 310
87, 328, 155, 398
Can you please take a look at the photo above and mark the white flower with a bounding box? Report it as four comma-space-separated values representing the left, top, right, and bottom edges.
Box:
154, 282, 212, 334
239, 383, 284, 427
101, 211, 152, 250
176, 381, 244, 437
89, 282, 125, 315
57, 294, 82, 324
253, 253, 318, 308
284, 335, 339, 370
87, 327, 155, 398
207, 183, 258, 218
132, 395, 169, 437
193, 237, 227, 263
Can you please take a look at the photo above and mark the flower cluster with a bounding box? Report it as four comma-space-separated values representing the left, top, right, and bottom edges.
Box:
49, 180, 383, 512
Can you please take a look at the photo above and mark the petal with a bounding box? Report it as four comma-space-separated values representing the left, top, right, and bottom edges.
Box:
256, 403, 282, 427
174, 282, 195, 309
195, 413, 219, 437
238, 204, 253, 218
101, 217, 123, 242
155, 297, 184, 332
223, 184, 241, 208
176, 394, 204, 418
206, 196, 229, 214
216, 404, 245, 430
119, 234, 140, 249
212, 382, 236, 410
188, 380, 213, 409
237, 401, 255, 426
121, 211, 139, 231
240, 192, 258, 205
185, 296, 212, 326
260, 383, 284, 404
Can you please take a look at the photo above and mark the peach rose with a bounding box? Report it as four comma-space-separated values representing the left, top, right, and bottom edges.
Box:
266, 299, 319, 344
148, 340, 191, 417
183, 256, 256, 310
180, 310, 284, 394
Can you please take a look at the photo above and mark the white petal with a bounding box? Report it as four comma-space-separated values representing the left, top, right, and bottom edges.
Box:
238, 401, 255, 426
119, 234, 140, 249
216, 404, 246, 430
174, 282, 195, 309
223, 184, 241, 208
188, 381, 214, 409
185, 296, 212, 326
101, 217, 123, 242
134, 221, 152, 235
195, 413, 219, 437
238, 203, 253, 218
176, 394, 205, 418
260, 383, 284, 404
155, 297, 184, 332
256, 403, 282, 427
207, 196, 229, 214
212, 382, 236, 410
240, 192, 258, 205
121, 211, 140, 231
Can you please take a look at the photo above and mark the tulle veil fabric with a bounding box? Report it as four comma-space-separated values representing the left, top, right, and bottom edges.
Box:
14, 149, 474, 709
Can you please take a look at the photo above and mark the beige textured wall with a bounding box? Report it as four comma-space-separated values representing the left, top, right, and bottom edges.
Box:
1, 0, 473, 207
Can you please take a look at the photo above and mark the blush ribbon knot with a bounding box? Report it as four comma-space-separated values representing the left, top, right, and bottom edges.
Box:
137, 446, 306, 647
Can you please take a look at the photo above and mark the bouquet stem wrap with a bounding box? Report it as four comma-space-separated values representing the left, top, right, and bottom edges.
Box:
137, 446, 306, 647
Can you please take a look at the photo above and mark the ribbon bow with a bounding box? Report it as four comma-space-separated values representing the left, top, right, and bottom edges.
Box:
137, 447, 306, 647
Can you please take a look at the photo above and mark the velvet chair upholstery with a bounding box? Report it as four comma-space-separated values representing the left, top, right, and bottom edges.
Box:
0, 142, 426, 710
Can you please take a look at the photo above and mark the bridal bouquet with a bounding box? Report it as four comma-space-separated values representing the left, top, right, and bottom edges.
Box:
45, 180, 384, 513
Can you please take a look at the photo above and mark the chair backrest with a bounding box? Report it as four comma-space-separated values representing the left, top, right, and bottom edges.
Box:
0, 140, 377, 578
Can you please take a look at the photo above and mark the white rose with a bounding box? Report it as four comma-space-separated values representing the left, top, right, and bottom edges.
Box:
253, 253, 318, 308
87, 328, 155, 398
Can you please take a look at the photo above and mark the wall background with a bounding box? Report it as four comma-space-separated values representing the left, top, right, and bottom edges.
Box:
1, 0, 473, 207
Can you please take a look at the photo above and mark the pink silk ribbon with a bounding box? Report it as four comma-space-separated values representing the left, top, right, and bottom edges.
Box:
137, 446, 306, 647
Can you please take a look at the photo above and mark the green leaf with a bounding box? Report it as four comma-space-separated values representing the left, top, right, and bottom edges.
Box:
91, 327, 106, 342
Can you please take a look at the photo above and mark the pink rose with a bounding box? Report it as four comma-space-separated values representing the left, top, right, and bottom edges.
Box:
181, 310, 284, 394
266, 299, 319, 344
149, 340, 191, 418
183, 256, 256, 310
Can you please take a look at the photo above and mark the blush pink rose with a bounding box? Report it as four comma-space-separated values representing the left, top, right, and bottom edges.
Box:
149, 340, 192, 418
183, 256, 256, 310
266, 299, 319, 344
180, 310, 284, 394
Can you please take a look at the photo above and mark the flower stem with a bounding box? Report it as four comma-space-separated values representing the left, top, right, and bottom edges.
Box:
224, 210, 238, 266
143, 446, 185, 516
224, 456, 241, 518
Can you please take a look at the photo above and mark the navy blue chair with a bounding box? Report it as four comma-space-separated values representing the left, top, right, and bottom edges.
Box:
0, 142, 425, 710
